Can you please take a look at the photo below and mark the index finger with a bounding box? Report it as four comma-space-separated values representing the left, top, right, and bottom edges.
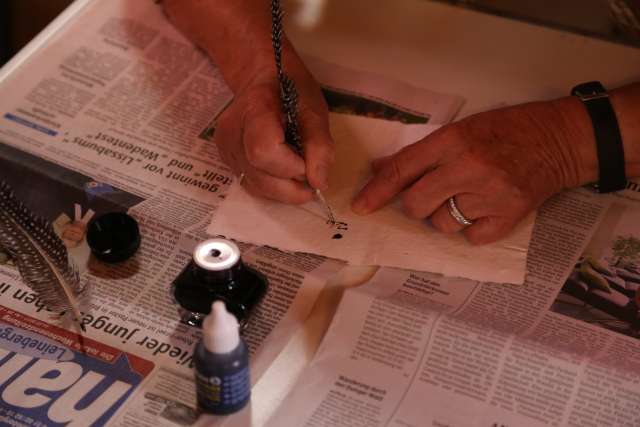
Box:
351, 140, 442, 215
300, 106, 335, 191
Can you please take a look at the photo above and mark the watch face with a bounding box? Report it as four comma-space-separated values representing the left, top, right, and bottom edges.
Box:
572, 81, 607, 100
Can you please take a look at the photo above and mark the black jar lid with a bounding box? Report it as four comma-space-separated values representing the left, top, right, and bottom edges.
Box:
87, 212, 140, 263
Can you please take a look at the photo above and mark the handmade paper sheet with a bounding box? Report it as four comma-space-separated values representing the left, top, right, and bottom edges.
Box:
209, 114, 533, 284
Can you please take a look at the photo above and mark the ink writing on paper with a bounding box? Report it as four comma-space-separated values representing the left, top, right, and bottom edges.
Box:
328, 220, 349, 239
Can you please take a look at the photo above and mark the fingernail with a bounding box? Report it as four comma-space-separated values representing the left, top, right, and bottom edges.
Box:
351, 197, 369, 215
315, 165, 329, 191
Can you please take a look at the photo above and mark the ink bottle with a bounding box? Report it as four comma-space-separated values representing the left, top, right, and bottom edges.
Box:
195, 301, 250, 414
173, 238, 268, 328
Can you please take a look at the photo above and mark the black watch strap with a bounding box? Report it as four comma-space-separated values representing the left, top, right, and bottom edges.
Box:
571, 81, 626, 193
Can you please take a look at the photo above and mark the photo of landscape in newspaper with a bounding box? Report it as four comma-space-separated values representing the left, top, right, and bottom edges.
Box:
198, 85, 430, 141
320, 86, 430, 124
0, 142, 144, 272
551, 200, 640, 339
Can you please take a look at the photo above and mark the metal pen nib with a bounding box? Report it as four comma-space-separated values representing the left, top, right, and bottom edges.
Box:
315, 189, 336, 224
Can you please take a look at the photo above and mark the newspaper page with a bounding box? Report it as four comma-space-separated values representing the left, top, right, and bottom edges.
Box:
0, 0, 346, 425
262, 187, 640, 427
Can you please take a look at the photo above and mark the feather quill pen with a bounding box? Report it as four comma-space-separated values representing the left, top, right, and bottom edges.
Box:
271, 0, 301, 153
0, 180, 85, 331
271, 0, 336, 224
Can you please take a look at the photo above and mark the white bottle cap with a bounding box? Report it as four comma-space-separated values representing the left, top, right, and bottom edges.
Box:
202, 301, 240, 354
193, 239, 241, 271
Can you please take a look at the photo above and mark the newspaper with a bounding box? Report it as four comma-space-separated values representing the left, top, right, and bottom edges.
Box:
0, 1, 633, 426
262, 185, 640, 427
0, 0, 347, 425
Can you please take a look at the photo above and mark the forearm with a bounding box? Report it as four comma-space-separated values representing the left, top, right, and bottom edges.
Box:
163, 0, 300, 91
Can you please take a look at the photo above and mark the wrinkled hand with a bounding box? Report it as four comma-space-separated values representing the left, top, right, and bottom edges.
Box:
351, 99, 596, 244
214, 67, 334, 204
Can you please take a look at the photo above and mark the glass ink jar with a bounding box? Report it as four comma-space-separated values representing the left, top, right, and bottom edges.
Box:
172, 238, 268, 328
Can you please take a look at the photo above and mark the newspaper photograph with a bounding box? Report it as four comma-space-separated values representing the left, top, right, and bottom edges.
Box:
552, 190, 640, 341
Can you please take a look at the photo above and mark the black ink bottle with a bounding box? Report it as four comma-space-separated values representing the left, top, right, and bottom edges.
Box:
172, 238, 268, 328
195, 301, 250, 414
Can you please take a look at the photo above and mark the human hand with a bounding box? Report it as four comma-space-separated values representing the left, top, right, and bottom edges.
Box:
214, 65, 334, 205
351, 98, 598, 244
163, 0, 335, 204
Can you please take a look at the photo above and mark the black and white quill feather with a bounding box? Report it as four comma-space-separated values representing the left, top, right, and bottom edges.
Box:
0, 180, 84, 328
271, 0, 303, 154
270, 0, 337, 224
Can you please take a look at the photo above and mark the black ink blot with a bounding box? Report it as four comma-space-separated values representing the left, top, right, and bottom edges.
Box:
332, 234, 343, 239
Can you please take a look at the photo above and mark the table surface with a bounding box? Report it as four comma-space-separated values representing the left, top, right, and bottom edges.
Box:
3, 1, 640, 426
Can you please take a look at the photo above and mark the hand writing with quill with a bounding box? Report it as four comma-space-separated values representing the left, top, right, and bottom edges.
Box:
164, 0, 336, 205
164, 0, 640, 246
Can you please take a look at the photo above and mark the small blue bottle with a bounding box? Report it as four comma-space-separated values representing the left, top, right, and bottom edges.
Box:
195, 301, 250, 415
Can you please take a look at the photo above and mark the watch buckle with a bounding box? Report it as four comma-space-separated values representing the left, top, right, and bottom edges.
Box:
575, 91, 609, 101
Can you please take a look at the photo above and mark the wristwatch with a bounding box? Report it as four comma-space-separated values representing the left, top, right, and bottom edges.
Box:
571, 81, 627, 193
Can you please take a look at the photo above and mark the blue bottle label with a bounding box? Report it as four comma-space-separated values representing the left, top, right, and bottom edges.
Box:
196, 365, 250, 411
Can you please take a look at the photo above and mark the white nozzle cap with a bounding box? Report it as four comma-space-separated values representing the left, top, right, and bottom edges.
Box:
202, 301, 240, 354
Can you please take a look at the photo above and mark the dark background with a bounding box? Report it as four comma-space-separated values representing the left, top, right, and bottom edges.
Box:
1, 0, 73, 66
435, 0, 640, 48
0, 0, 639, 68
